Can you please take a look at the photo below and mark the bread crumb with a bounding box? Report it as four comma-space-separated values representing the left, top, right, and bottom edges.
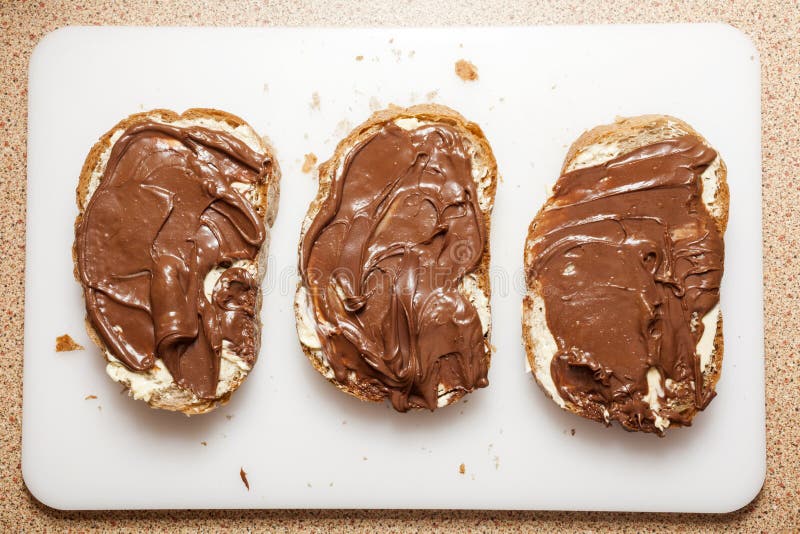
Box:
369, 96, 382, 112
458, 463, 465, 474
570, 428, 576, 436
201, 441, 207, 446
329, 482, 334, 487
240, 468, 250, 490
302, 153, 318, 173
355, 55, 364, 61
493, 456, 500, 469
426, 90, 438, 102
262, 83, 269, 93
56, 334, 83, 352
334, 119, 352, 137
226, 414, 234, 420
362, 456, 368, 461
455, 59, 479, 82
310, 92, 320, 110
84, 395, 97, 400
408, 50, 415, 58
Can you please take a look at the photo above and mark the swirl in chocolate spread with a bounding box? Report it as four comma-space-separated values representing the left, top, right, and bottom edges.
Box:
76, 120, 269, 399
300, 122, 489, 412
528, 135, 723, 432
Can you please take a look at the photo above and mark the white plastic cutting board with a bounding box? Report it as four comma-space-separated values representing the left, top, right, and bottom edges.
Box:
23, 25, 764, 512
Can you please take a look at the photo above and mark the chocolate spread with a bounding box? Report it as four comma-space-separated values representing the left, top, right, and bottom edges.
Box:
300, 122, 490, 412
76, 120, 270, 399
528, 135, 724, 432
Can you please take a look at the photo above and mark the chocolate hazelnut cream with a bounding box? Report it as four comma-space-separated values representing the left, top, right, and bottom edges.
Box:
300, 122, 490, 412
75, 121, 270, 399
528, 135, 724, 432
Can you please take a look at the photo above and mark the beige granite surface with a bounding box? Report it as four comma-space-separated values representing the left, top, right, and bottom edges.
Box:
1, 0, 798, 531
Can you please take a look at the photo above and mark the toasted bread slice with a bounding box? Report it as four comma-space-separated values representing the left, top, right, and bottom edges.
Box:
295, 104, 498, 411
73, 109, 280, 415
523, 115, 728, 434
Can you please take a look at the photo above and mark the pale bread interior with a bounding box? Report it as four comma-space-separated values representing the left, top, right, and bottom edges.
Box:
295, 105, 497, 409
523, 115, 727, 431
77, 110, 278, 415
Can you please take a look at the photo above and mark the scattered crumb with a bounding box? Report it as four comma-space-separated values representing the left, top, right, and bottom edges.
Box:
362, 456, 368, 461
341, 420, 347, 425
302, 153, 318, 173
471, 474, 476, 481
262, 83, 269, 93
551, 84, 557, 90
571, 428, 576, 436
97, 406, 102, 411
458, 463, 465, 475
310, 91, 320, 110
369, 96, 382, 112
329, 482, 334, 487
391, 48, 402, 62
408, 50, 415, 58
355, 55, 364, 61
307, 482, 312, 488
493, 456, 500, 470
389, 38, 394, 44
455, 59, 479, 82
240, 468, 250, 490
84, 395, 97, 400
425, 90, 438, 102
334, 119, 352, 137
55, 334, 83, 352
303, 132, 309, 140
226, 414, 234, 420
459, 43, 463, 48
201, 441, 207, 446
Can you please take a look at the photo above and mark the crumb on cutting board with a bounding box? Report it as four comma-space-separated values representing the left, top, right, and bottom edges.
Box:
426, 90, 438, 102
84, 395, 97, 400
458, 463, 465, 475
455, 59, 479, 82
310, 91, 320, 110
369, 96, 382, 112
240, 468, 250, 490
201, 441, 207, 446
355, 55, 364, 61
302, 153, 318, 173
56, 334, 84, 352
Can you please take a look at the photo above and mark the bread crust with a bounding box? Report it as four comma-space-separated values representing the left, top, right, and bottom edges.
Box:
295, 104, 498, 409
73, 108, 280, 415
523, 114, 728, 433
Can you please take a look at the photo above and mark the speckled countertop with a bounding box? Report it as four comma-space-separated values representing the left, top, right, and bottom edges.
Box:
1, 0, 798, 531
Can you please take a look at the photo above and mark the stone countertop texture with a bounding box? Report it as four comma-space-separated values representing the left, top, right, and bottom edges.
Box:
1, 0, 797, 531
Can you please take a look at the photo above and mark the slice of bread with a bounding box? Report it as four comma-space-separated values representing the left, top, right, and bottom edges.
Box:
523, 115, 728, 434
73, 109, 280, 415
295, 104, 498, 411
